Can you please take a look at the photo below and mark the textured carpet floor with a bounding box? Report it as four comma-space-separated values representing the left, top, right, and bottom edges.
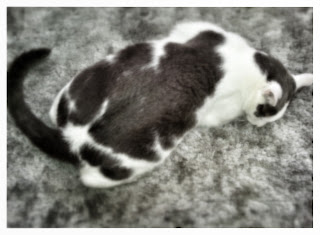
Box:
7, 7, 313, 227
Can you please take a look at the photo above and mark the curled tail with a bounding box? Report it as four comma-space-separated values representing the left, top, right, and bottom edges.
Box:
7, 48, 79, 164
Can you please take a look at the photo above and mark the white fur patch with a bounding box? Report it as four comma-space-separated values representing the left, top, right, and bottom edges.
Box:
93, 100, 109, 122
80, 163, 131, 188
196, 91, 243, 127
68, 99, 77, 112
145, 39, 169, 69
63, 123, 91, 153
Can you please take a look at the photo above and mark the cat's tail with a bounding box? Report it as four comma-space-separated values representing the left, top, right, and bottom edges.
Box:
7, 48, 79, 164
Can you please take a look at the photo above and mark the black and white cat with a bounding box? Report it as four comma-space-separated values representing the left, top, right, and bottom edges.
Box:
8, 22, 313, 188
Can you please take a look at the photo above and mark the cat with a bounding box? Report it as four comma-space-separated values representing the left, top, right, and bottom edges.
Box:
7, 21, 313, 188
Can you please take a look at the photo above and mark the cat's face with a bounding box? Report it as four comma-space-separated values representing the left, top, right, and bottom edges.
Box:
245, 52, 313, 127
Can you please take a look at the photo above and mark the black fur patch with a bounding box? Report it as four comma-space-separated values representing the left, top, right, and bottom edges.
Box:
115, 42, 152, 69
254, 104, 278, 117
100, 164, 132, 181
68, 43, 152, 125
254, 52, 296, 116
80, 144, 132, 180
89, 100, 159, 161
80, 145, 104, 166
56, 94, 69, 127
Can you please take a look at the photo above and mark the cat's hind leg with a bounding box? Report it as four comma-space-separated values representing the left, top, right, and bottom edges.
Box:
79, 144, 162, 188
79, 134, 178, 188
80, 163, 133, 188
79, 157, 156, 188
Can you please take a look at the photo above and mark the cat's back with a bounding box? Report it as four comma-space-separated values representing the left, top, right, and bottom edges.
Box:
51, 22, 229, 162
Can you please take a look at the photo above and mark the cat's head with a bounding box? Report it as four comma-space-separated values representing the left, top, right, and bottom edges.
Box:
245, 52, 313, 127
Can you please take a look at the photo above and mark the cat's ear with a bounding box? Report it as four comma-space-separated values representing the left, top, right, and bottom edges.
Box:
262, 81, 282, 106
293, 73, 313, 91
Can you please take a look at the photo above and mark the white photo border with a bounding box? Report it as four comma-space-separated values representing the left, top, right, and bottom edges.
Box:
1, 0, 318, 234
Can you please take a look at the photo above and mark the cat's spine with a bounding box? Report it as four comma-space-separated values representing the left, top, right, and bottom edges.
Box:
7, 48, 79, 164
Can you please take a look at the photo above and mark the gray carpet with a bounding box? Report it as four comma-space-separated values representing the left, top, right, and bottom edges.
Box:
7, 7, 313, 228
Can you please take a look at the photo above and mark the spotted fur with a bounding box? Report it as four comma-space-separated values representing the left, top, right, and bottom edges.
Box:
7, 22, 313, 188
